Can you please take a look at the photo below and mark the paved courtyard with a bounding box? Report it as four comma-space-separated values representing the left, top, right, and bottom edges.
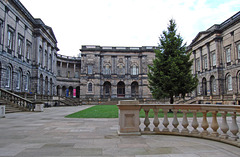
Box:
0, 106, 240, 157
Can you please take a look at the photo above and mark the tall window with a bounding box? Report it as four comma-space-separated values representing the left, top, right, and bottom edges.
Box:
212, 53, 216, 66
39, 46, 43, 66
49, 54, 52, 70
7, 28, 14, 51
16, 70, 22, 89
210, 76, 216, 93
17, 35, 23, 56
88, 83, 93, 92
196, 59, 200, 72
88, 65, 93, 74
226, 48, 231, 63
45, 51, 48, 68
203, 56, 207, 69
131, 64, 139, 75
25, 73, 30, 91
5, 67, 11, 87
26, 42, 32, 61
238, 44, 240, 59
227, 74, 232, 91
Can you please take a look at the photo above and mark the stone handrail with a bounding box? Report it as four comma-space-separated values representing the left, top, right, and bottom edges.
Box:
0, 88, 34, 111
117, 100, 240, 147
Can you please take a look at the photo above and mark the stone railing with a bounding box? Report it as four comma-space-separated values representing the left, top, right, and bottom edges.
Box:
117, 100, 240, 147
0, 88, 43, 112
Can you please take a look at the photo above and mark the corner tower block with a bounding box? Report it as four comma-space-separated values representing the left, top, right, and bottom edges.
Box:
117, 100, 141, 136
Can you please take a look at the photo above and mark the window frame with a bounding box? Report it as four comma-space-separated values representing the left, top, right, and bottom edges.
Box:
17, 34, 24, 56
212, 52, 216, 66
88, 65, 93, 75
88, 82, 93, 92
7, 26, 14, 51
203, 55, 207, 69
226, 74, 232, 91
226, 47, 231, 63
5, 66, 11, 88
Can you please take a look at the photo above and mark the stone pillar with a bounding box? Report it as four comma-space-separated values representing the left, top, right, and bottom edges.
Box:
34, 102, 44, 112
215, 37, 222, 68
207, 43, 211, 70
47, 45, 51, 70
0, 105, 5, 118
117, 100, 141, 136
2, 7, 9, 52
199, 47, 203, 72
193, 51, 196, 74
14, 17, 19, 57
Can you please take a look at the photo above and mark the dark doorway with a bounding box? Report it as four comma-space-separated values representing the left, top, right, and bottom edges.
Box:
117, 81, 125, 97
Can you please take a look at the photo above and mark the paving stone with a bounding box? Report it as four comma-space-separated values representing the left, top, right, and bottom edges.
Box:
0, 106, 240, 157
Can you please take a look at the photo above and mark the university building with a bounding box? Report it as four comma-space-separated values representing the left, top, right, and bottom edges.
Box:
0, 0, 58, 97
1, 0, 240, 106
188, 11, 240, 104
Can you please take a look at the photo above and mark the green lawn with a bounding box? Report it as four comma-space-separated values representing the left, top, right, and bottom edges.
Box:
65, 105, 223, 118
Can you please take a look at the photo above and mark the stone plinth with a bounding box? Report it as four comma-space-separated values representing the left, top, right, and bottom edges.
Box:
34, 102, 44, 112
117, 100, 141, 136
0, 105, 5, 118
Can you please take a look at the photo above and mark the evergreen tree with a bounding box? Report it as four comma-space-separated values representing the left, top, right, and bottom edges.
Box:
148, 19, 198, 104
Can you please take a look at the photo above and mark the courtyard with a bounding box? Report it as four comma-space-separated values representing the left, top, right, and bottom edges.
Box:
0, 106, 240, 157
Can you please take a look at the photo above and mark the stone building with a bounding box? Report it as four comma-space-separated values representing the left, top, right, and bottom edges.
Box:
79, 45, 155, 100
56, 54, 81, 98
188, 11, 240, 104
0, 0, 58, 95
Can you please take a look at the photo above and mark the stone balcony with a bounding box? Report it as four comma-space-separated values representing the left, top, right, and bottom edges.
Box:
118, 100, 240, 147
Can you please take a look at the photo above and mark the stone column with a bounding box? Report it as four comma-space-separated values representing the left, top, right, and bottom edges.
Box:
193, 51, 196, 74
0, 105, 5, 118
207, 43, 211, 70
199, 47, 203, 72
117, 100, 141, 136
2, 7, 9, 52
47, 45, 51, 70
14, 17, 19, 57
215, 37, 222, 68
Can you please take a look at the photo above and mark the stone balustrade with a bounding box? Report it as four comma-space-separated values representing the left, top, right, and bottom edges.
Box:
117, 100, 240, 147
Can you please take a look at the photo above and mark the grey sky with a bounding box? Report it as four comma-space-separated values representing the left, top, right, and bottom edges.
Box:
20, 0, 240, 56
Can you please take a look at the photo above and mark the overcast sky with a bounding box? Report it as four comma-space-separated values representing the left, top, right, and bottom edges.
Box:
20, 0, 240, 56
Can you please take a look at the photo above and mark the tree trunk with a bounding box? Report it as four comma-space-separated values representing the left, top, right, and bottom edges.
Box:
170, 96, 174, 104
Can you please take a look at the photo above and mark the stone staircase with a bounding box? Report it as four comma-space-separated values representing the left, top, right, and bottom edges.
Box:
0, 98, 23, 113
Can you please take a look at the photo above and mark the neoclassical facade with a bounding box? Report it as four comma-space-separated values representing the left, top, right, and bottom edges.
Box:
0, 0, 58, 95
56, 54, 81, 98
79, 45, 155, 99
188, 11, 240, 104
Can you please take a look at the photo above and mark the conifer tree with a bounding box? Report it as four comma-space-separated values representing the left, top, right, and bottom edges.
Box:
148, 19, 198, 104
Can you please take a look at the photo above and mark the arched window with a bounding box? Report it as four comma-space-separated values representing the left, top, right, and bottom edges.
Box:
25, 73, 30, 91
226, 74, 232, 91
16, 69, 22, 90
5, 66, 11, 87
88, 83, 93, 92
131, 64, 139, 75
210, 76, 216, 94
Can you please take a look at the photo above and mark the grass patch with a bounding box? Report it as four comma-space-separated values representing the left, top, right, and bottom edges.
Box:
65, 105, 227, 118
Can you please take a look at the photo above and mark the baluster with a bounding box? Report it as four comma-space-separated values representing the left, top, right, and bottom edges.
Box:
230, 112, 239, 141
191, 110, 199, 134
211, 111, 219, 137
153, 108, 160, 132
162, 109, 169, 132
172, 109, 179, 132
181, 110, 189, 133
201, 111, 209, 136
139, 108, 141, 132
144, 108, 150, 131
220, 111, 229, 139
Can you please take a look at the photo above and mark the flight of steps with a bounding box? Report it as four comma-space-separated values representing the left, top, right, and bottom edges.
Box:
0, 99, 23, 114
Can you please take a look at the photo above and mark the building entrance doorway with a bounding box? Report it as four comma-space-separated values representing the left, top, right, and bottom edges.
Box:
117, 81, 125, 97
